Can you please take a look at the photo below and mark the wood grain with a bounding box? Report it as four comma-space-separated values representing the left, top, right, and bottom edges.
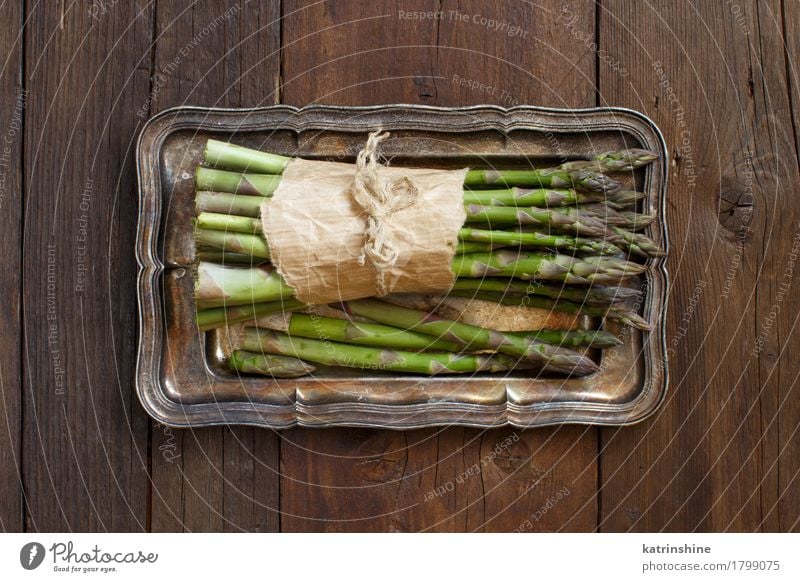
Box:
753, 0, 800, 532
148, 0, 282, 532
279, 0, 600, 532
598, 0, 800, 532
6, 0, 799, 534
0, 0, 23, 532
773, 0, 800, 532
21, 0, 154, 530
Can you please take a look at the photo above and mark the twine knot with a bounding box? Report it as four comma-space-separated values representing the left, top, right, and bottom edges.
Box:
350, 131, 419, 296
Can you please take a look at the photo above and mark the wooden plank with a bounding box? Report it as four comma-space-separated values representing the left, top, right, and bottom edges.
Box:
279, 0, 599, 532
759, 0, 800, 532
21, 1, 154, 530
148, 0, 282, 532
598, 0, 800, 531
0, 0, 23, 532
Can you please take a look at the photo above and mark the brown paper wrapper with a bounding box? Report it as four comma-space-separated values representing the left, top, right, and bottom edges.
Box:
261, 158, 467, 305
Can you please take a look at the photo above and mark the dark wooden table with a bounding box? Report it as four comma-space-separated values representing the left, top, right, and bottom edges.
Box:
1, 0, 798, 532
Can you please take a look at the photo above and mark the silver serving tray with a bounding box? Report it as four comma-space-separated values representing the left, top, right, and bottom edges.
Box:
135, 105, 669, 429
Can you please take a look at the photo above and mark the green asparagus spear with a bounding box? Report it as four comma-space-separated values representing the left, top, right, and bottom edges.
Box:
196, 212, 625, 256
452, 250, 647, 285
195, 228, 270, 259
286, 313, 462, 351
608, 227, 665, 258
203, 139, 619, 193
450, 277, 640, 305
205, 139, 291, 174
240, 328, 533, 375
196, 167, 282, 196
195, 191, 266, 218
593, 149, 658, 170
464, 166, 621, 193
197, 212, 263, 234
607, 190, 646, 208
509, 329, 622, 349
617, 210, 657, 230
196, 179, 641, 216
463, 204, 611, 237
196, 167, 626, 220
196, 299, 306, 331
339, 299, 598, 375
203, 140, 654, 183
229, 350, 316, 378
193, 211, 620, 257
195, 262, 294, 308
564, 203, 656, 229
449, 291, 651, 331
462, 187, 641, 210
455, 241, 498, 254
196, 250, 265, 265
462, 188, 604, 208
194, 249, 645, 310
458, 227, 622, 255
290, 314, 620, 350
559, 149, 658, 173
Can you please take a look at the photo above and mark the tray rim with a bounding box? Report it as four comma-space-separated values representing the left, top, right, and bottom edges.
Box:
136, 103, 669, 430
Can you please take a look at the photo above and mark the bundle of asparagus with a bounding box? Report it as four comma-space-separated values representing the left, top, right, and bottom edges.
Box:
192, 138, 664, 378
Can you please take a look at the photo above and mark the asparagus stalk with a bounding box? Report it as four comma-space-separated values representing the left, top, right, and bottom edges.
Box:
196, 299, 306, 331
560, 149, 658, 173
198, 165, 622, 199
464, 188, 592, 208
511, 225, 663, 259
194, 211, 622, 256
339, 299, 598, 375
195, 211, 621, 256
195, 191, 265, 217
195, 249, 645, 310
286, 313, 463, 351
196, 167, 626, 219
463, 187, 644, 210
229, 350, 316, 378
594, 149, 658, 168
196, 245, 644, 305
607, 189, 646, 208
617, 210, 657, 230
205, 139, 291, 174
509, 329, 622, 349
197, 212, 263, 234
464, 167, 621, 193
289, 312, 618, 350
463, 204, 612, 238
196, 167, 282, 196
608, 227, 665, 258
204, 139, 652, 186
449, 291, 651, 331
455, 241, 498, 254
459, 226, 622, 255
196, 175, 642, 217
455, 203, 657, 240
195, 262, 294, 308
452, 250, 647, 285
195, 228, 270, 259
205, 300, 621, 350
450, 277, 640, 305
196, 250, 265, 265
567, 203, 656, 229
241, 328, 533, 375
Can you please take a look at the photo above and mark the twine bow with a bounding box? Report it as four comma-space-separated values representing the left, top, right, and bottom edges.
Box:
350, 131, 419, 296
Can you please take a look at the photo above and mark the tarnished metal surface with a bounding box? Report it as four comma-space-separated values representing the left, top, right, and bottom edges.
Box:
136, 104, 669, 429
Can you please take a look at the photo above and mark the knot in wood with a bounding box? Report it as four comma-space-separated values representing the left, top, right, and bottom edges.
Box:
717, 177, 755, 239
